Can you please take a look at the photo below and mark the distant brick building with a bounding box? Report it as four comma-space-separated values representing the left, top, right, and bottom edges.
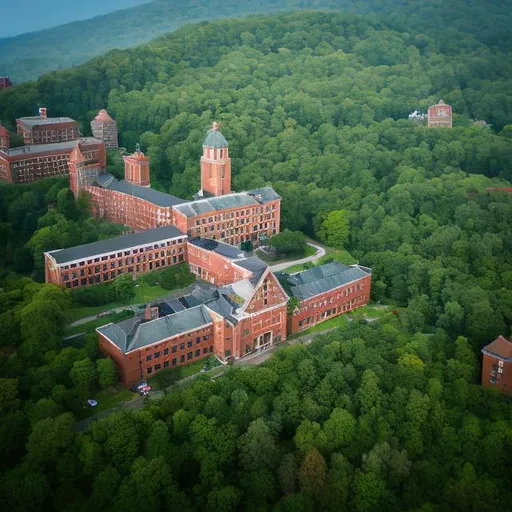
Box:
0, 137, 105, 184
16, 110, 79, 145
0, 77, 12, 89
481, 336, 512, 393
0, 124, 9, 151
97, 245, 288, 386
76, 122, 281, 248
44, 226, 187, 288
91, 109, 118, 148
428, 100, 452, 128
280, 261, 372, 333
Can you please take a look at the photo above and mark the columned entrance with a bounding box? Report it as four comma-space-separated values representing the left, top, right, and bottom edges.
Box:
255, 331, 273, 350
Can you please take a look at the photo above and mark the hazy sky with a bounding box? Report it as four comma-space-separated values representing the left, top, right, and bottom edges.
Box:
2, 0, 151, 38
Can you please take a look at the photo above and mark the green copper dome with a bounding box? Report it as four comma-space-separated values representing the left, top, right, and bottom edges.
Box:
202, 123, 229, 148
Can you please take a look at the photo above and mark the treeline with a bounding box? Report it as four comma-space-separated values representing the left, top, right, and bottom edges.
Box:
2, 320, 512, 511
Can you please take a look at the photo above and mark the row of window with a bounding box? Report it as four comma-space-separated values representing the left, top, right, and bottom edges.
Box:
146, 347, 212, 374
145, 336, 211, 361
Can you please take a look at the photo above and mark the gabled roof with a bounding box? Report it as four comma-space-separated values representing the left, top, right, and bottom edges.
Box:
98, 304, 213, 353
46, 225, 185, 264
286, 261, 371, 301
94, 175, 188, 208
93, 109, 115, 123
482, 336, 512, 360
173, 187, 280, 218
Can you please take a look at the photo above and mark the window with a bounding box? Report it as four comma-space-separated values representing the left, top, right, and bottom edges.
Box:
196, 337, 201, 344
163, 348, 169, 355
172, 345, 177, 353
146, 355, 152, 362
147, 367, 153, 374
243, 329, 249, 336
154, 363, 161, 371
180, 355, 185, 363
204, 335, 210, 341
180, 343, 185, 350
195, 349, 200, 357
154, 351, 160, 359
187, 340, 193, 348
172, 358, 177, 366
164, 361, 169, 368
187, 352, 193, 360
203, 347, 208, 354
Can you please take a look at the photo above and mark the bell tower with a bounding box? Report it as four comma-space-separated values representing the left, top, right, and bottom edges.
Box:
200, 122, 231, 197
123, 144, 150, 187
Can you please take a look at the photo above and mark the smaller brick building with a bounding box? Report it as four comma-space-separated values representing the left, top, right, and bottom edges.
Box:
0, 137, 105, 184
44, 225, 187, 288
281, 261, 372, 334
91, 109, 118, 148
0, 124, 9, 151
428, 100, 452, 128
0, 77, 12, 89
16, 112, 79, 145
481, 335, 512, 393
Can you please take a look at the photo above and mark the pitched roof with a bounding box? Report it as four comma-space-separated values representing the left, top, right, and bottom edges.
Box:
286, 261, 371, 301
94, 175, 188, 208
46, 225, 185, 264
93, 109, 115, 123
234, 257, 268, 273
174, 187, 280, 218
188, 237, 246, 259
482, 336, 512, 360
98, 305, 213, 353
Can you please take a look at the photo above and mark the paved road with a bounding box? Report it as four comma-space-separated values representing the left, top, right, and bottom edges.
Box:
269, 241, 326, 273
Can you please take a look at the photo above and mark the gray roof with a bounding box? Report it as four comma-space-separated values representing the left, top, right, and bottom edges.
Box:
98, 305, 212, 353
174, 187, 280, 218
47, 226, 185, 264
94, 175, 187, 208
235, 257, 268, 273
17, 116, 77, 127
188, 237, 246, 259
5, 137, 99, 157
288, 261, 371, 301
203, 129, 228, 148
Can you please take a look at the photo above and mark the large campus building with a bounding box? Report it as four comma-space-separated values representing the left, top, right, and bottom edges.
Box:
70, 122, 281, 248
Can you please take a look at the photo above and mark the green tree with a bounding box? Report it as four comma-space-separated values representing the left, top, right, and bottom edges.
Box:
96, 358, 118, 389
319, 210, 350, 249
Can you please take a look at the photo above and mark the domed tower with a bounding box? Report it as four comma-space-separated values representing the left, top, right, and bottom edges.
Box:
123, 144, 150, 187
91, 109, 118, 148
0, 124, 9, 151
428, 100, 452, 128
200, 121, 231, 197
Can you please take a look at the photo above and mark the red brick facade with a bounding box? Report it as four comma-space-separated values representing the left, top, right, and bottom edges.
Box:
428, 100, 452, 128
0, 124, 9, 151
289, 273, 371, 333
123, 148, 150, 187
481, 336, 512, 394
91, 109, 118, 149
200, 122, 231, 197
16, 115, 79, 145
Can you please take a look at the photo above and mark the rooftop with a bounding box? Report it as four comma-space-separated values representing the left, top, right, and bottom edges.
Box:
94, 175, 188, 208
482, 335, 512, 360
93, 109, 115, 123
188, 237, 246, 260
46, 225, 185, 265
174, 187, 280, 218
3, 138, 100, 158
203, 122, 228, 148
16, 116, 77, 127
284, 261, 371, 301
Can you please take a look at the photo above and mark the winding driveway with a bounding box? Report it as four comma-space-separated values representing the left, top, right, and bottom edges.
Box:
269, 241, 326, 272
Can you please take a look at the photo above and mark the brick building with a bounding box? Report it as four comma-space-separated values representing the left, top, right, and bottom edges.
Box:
280, 261, 372, 333
0, 124, 8, 151
97, 244, 288, 386
0, 137, 105, 184
16, 110, 79, 145
428, 100, 452, 128
44, 226, 187, 288
75, 122, 281, 248
481, 335, 512, 394
0, 77, 12, 89
91, 109, 118, 148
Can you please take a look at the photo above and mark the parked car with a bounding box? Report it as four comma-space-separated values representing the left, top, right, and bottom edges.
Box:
97, 311, 110, 318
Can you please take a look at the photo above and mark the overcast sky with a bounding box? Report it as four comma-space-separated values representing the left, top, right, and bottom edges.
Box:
2, 0, 150, 38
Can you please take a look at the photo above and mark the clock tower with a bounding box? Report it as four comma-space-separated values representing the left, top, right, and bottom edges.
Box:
200, 122, 231, 197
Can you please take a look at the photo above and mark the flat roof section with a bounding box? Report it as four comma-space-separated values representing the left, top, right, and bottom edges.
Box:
17, 117, 77, 127
46, 225, 186, 265
5, 137, 101, 157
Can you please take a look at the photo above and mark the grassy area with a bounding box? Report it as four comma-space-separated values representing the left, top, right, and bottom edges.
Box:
283, 248, 357, 274
67, 282, 171, 321
257, 244, 316, 265
289, 314, 350, 339
76, 387, 135, 419
64, 310, 134, 336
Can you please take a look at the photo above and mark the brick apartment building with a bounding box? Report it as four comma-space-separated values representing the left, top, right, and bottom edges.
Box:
16, 110, 79, 145
428, 100, 452, 128
44, 226, 187, 288
91, 109, 118, 148
72, 122, 281, 248
0, 137, 105, 184
97, 245, 288, 386
481, 335, 512, 393
280, 261, 372, 333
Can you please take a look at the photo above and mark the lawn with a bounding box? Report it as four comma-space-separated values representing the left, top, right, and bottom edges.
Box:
64, 310, 134, 336
283, 248, 357, 274
76, 387, 136, 419
288, 314, 350, 339
67, 282, 172, 321
257, 244, 317, 265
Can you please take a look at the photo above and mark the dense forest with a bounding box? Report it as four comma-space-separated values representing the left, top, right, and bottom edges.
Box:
1, 7, 512, 511
1, 0, 511, 82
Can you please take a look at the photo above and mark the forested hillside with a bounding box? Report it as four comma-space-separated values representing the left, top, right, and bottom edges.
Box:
1, 9, 512, 511
1, 0, 511, 82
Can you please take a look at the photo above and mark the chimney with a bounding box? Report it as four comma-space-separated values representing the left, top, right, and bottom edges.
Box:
39, 107, 47, 119
144, 304, 159, 321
